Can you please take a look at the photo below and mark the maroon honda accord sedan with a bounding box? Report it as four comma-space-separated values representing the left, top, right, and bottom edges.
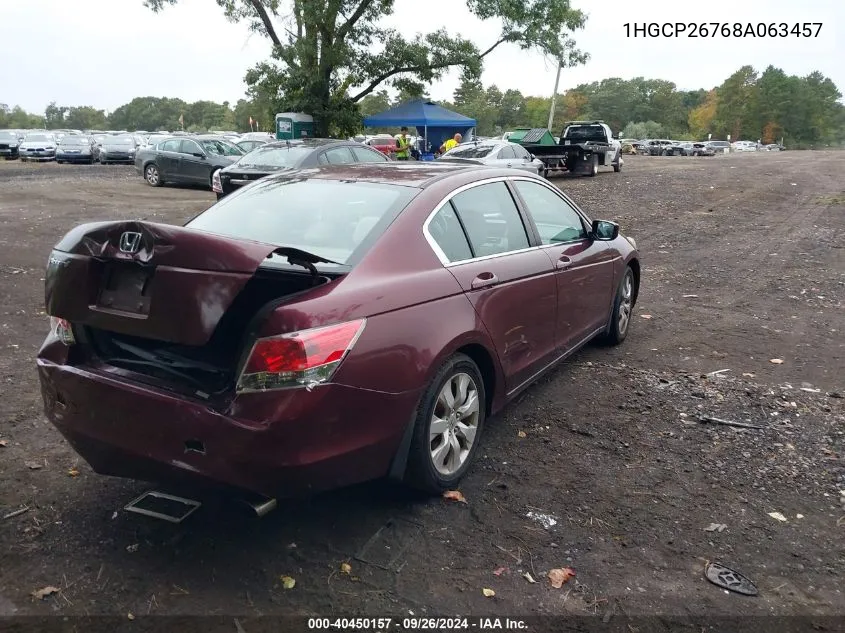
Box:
37, 162, 640, 500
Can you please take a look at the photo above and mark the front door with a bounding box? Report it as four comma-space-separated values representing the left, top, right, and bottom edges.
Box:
511, 179, 616, 350
427, 181, 558, 392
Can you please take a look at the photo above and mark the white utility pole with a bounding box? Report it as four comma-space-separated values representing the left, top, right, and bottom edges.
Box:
547, 61, 562, 130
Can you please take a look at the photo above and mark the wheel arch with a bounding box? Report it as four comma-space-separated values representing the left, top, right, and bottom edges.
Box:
387, 336, 501, 482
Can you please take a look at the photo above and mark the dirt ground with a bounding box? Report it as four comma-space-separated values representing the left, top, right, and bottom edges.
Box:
0, 153, 843, 624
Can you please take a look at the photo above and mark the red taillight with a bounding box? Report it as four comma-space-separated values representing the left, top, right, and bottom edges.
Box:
237, 319, 366, 392
49, 316, 75, 345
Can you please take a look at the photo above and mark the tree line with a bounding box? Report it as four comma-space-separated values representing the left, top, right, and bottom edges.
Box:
2, 64, 842, 148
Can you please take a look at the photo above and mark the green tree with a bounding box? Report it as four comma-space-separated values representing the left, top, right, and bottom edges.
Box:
620, 120, 665, 139
64, 106, 109, 130
44, 102, 68, 129
0, 105, 44, 128
713, 65, 760, 140
144, 0, 589, 137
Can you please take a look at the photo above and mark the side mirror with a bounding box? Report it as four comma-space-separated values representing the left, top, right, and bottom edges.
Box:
591, 219, 619, 241
192, 152, 205, 158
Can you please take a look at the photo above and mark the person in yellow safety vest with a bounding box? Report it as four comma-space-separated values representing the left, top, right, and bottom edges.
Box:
395, 126, 411, 160
440, 132, 462, 154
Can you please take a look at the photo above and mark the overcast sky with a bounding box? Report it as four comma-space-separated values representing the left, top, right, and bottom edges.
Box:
1, 0, 841, 114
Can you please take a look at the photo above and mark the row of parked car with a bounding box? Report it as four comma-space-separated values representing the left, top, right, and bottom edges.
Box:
622, 138, 785, 156
0, 128, 276, 164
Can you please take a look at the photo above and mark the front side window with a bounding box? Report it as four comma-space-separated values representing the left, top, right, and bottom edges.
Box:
180, 140, 203, 155
450, 182, 530, 258
497, 145, 516, 160
513, 180, 586, 244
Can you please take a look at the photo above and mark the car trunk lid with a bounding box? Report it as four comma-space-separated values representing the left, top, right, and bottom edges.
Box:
47, 220, 294, 346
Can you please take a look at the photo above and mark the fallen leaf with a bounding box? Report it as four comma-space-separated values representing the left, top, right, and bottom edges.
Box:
340, 562, 352, 575
31, 586, 60, 600
523, 572, 537, 584
127, 613, 135, 621
768, 511, 788, 522
517, 430, 526, 438
24, 461, 43, 470
482, 588, 495, 598
796, 514, 804, 519
67, 468, 80, 477
742, 373, 755, 378
769, 359, 784, 364
640, 314, 652, 320
704, 523, 727, 532
493, 566, 506, 576
548, 567, 576, 588
126, 543, 139, 553
442, 490, 467, 504
0, 439, 8, 447
280, 575, 296, 590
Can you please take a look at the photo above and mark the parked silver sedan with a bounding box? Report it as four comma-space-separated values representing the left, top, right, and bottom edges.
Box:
440, 140, 544, 174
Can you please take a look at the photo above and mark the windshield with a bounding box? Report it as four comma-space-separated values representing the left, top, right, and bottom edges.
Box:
24, 133, 54, 142
444, 145, 495, 159
199, 138, 243, 156
186, 179, 416, 265
105, 136, 135, 146
0, 131, 17, 141
236, 145, 314, 169
60, 136, 89, 145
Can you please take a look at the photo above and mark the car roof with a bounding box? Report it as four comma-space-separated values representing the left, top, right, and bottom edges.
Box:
264, 162, 499, 189
262, 138, 345, 149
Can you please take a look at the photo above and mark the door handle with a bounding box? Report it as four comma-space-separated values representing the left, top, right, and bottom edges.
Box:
555, 256, 572, 270
471, 272, 499, 289
506, 163, 512, 168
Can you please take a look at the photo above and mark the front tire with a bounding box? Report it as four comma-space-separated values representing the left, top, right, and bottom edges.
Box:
405, 354, 486, 493
601, 266, 636, 345
144, 163, 163, 187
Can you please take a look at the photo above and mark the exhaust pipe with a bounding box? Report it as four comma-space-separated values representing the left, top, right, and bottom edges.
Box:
243, 496, 277, 517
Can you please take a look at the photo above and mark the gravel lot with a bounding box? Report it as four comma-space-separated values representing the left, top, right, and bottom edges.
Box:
0, 153, 843, 622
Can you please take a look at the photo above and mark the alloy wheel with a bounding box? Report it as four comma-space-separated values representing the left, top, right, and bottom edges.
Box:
618, 272, 633, 335
429, 372, 480, 476
145, 165, 159, 185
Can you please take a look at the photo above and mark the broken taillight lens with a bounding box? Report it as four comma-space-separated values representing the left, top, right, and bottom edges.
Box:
236, 319, 366, 392
49, 316, 76, 345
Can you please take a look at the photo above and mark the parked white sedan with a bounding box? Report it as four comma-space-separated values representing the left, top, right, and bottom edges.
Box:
440, 140, 545, 174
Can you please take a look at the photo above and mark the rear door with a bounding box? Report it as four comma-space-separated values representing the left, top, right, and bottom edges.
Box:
156, 139, 183, 179
179, 139, 209, 183
426, 180, 558, 392
512, 144, 537, 173
511, 179, 615, 351
494, 144, 517, 169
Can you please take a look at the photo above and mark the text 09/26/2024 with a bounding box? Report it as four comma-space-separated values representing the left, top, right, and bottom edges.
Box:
623, 22, 823, 38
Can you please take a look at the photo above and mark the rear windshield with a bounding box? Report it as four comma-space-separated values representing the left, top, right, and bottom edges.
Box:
563, 125, 605, 142
445, 145, 495, 158
185, 179, 417, 266
236, 145, 314, 169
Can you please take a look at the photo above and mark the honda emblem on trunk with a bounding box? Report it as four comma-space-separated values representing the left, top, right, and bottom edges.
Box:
119, 231, 142, 254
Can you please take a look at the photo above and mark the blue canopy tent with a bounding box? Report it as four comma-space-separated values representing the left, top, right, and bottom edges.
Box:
362, 99, 476, 157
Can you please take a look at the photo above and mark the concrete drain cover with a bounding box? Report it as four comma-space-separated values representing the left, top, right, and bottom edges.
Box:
705, 562, 758, 596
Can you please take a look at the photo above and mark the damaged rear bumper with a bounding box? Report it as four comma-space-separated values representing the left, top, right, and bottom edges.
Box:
37, 354, 420, 498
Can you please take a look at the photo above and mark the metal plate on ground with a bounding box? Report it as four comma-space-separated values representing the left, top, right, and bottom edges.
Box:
705, 562, 759, 596
124, 491, 201, 523
353, 517, 424, 572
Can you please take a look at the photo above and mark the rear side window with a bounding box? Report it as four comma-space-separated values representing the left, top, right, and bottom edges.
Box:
186, 179, 416, 266
497, 145, 516, 160
428, 205, 472, 262
351, 146, 389, 163
160, 139, 181, 152
450, 182, 529, 257
319, 147, 356, 165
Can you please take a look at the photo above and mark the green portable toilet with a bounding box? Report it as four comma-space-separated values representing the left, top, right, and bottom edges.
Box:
275, 112, 315, 140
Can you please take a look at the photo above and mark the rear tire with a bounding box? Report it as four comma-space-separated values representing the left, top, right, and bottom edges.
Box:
144, 163, 163, 187
404, 354, 486, 494
587, 153, 598, 177
612, 151, 621, 172
601, 266, 636, 345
